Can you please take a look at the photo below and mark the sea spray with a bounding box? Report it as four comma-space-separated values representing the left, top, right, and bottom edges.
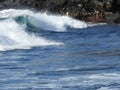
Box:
0, 19, 61, 51
0, 9, 88, 32
0, 9, 96, 51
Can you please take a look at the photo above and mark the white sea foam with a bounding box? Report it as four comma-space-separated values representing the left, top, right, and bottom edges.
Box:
30, 13, 87, 31
0, 9, 103, 51
0, 9, 89, 31
97, 87, 120, 90
0, 19, 61, 51
41, 72, 120, 89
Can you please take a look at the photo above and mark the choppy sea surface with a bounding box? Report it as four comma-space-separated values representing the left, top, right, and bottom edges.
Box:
0, 9, 120, 90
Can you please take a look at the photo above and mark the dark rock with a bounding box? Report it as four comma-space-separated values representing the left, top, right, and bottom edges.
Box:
0, 0, 119, 23
114, 16, 120, 24
111, 0, 120, 14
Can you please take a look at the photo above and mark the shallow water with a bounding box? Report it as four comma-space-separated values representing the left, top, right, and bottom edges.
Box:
0, 9, 120, 90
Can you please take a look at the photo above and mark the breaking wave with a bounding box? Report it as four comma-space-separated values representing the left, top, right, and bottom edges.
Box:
0, 9, 94, 51
0, 19, 61, 51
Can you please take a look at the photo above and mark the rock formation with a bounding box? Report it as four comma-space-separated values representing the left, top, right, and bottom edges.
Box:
0, 0, 119, 23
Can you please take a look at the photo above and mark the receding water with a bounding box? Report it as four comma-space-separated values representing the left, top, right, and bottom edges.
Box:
0, 9, 120, 90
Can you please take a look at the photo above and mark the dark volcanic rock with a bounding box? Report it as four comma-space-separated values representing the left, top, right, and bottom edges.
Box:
0, 0, 119, 23
111, 0, 120, 14
114, 16, 120, 24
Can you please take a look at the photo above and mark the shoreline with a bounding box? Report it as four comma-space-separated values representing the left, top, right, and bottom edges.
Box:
0, 0, 119, 24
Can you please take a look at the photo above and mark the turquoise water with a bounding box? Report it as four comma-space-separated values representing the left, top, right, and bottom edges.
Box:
0, 9, 120, 90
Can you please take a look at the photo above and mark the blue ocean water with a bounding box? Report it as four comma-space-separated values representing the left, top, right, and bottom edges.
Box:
0, 9, 120, 90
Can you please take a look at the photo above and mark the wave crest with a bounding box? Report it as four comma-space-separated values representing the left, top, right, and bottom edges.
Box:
0, 19, 61, 51
0, 9, 97, 51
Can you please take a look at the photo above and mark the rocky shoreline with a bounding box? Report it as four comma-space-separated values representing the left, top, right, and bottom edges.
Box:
0, 0, 120, 24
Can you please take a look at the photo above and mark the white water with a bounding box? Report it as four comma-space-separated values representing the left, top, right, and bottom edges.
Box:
0, 19, 61, 51
0, 9, 89, 31
0, 9, 93, 51
41, 73, 120, 89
